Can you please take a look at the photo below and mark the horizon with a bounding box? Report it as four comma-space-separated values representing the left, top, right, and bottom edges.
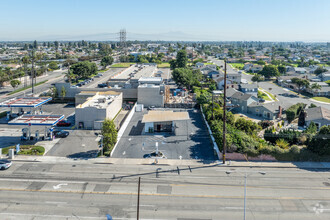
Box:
0, 0, 330, 42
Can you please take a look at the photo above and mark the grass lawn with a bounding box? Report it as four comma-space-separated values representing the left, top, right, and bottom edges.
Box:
312, 97, 330, 103
8, 80, 48, 95
111, 63, 135, 68
157, 62, 170, 68
2, 145, 45, 155
263, 90, 277, 100
258, 90, 272, 101
98, 68, 109, 73
230, 63, 244, 70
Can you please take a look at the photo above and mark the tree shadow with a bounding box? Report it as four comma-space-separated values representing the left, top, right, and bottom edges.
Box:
67, 149, 99, 159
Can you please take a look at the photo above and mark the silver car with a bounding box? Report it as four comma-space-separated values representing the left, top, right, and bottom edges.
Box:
0, 159, 12, 170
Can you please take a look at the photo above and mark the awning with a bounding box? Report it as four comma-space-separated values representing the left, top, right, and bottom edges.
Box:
8, 114, 64, 126
0, 97, 52, 108
142, 111, 189, 123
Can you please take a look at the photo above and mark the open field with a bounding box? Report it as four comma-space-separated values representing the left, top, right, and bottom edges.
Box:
157, 62, 170, 68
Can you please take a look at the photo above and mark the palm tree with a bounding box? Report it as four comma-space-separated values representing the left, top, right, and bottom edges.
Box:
22, 56, 30, 87
311, 83, 322, 96
276, 139, 289, 149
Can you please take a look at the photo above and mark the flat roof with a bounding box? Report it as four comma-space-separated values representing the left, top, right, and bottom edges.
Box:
0, 97, 52, 108
142, 111, 190, 123
8, 114, 64, 126
138, 77, 163, 83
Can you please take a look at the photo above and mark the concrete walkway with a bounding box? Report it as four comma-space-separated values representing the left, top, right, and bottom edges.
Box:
9, 155, 330, 169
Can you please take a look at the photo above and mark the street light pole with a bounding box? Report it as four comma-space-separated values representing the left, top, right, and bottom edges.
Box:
222, 59, 227, 164
243, 173, 247, 220
137, 177, 141, 220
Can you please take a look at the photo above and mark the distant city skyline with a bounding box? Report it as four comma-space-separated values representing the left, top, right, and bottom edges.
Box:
0, 0, 330, 42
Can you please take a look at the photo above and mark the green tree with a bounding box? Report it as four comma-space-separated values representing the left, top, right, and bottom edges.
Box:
70, 61, 97, 79
99, 44, 112, 56
259, 65, 280, 78
169, 59, 177, 70
10, 79, 21, 89
48, 61, 59, 70
305, 121, 317, 134
100, 56, 114, 69
60, 86, 66, 99
308, 125, 330, 155
33, 40, 38, 49
54, 41, 59, 52
256, 60, 266, 65
314, 67, 327, 75
50, 86, 58, 98
176, 50, 188, 68
291, 77, 310, 94
251, 74, 264, 84
101, 118, 118, 155
310, 83, 321, 94
278, 65, 286, 74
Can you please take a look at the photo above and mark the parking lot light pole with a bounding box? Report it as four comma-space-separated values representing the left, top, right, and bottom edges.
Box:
223, 59, 227, 164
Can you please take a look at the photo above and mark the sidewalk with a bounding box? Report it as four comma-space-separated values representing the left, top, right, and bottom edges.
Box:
9, 155, 330, 169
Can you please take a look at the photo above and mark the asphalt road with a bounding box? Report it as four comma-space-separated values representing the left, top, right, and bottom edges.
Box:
210, 58, 330, 110
0, 161, 329, 219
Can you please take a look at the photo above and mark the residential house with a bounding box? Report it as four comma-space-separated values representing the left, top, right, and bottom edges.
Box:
294, 67, 307, 74
243, 63, 263, 73
239, 83, 258, 97
195, 62, 204, 68
321, 72, 330, 81
247, 102, 283, 120
250, 65, 263, 73
304, 107, 330, 130
230, 91, 259, 113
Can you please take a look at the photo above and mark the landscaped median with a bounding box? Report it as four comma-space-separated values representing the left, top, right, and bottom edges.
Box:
311, 97, 330, 103
2, 145, 45, 156
8, 80, 48, 95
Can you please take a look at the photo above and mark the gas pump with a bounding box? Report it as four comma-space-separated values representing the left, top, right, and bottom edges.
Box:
45, 127, 54, 140
35, 130, 39, 141
21, 128, 30, 141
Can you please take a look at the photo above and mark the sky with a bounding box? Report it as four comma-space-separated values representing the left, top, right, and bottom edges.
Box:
0, 0, 330, 42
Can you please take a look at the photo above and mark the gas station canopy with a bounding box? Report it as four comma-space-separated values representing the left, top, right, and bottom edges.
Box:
8, 114, 64, 126
0, 97, 52, 108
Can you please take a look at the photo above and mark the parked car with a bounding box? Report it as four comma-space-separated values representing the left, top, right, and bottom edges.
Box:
0, 159, 12, 170
147, 106, 155, 110
259, 99, 265, 103
98, 83, 107, 88
57, 120, 71, 127
76, 83, 82, 87
53, 130, 69, 138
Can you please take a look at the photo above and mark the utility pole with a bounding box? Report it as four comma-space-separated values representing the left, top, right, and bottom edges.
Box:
31, 49, 35, 94
137, 177, 141, 220
222, 59, 227, 164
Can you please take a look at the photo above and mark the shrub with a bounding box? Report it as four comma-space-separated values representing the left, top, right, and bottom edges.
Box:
286, 103, 306, 123
258, 120, 274, 129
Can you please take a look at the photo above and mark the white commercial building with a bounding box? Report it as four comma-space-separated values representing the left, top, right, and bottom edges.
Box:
75, 91, 122, 129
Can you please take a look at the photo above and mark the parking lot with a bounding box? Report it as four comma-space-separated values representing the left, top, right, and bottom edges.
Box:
111, 108, 217, 162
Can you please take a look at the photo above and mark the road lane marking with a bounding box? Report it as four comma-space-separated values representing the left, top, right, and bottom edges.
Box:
53, 183, 68, 189
0, 187, 329, 201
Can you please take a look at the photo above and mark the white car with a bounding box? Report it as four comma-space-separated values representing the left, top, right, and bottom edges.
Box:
0, 159, 12, 170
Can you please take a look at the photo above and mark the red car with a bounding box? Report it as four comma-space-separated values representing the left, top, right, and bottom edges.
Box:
57, 120, 71, 127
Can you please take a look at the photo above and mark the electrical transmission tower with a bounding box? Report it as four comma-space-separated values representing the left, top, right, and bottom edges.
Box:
119, 29, 127, 55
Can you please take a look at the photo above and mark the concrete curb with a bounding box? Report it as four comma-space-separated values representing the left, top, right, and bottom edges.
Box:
9, 155, 330, 169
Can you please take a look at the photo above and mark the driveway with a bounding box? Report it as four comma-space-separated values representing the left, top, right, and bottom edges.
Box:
45, 130, 99, 158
